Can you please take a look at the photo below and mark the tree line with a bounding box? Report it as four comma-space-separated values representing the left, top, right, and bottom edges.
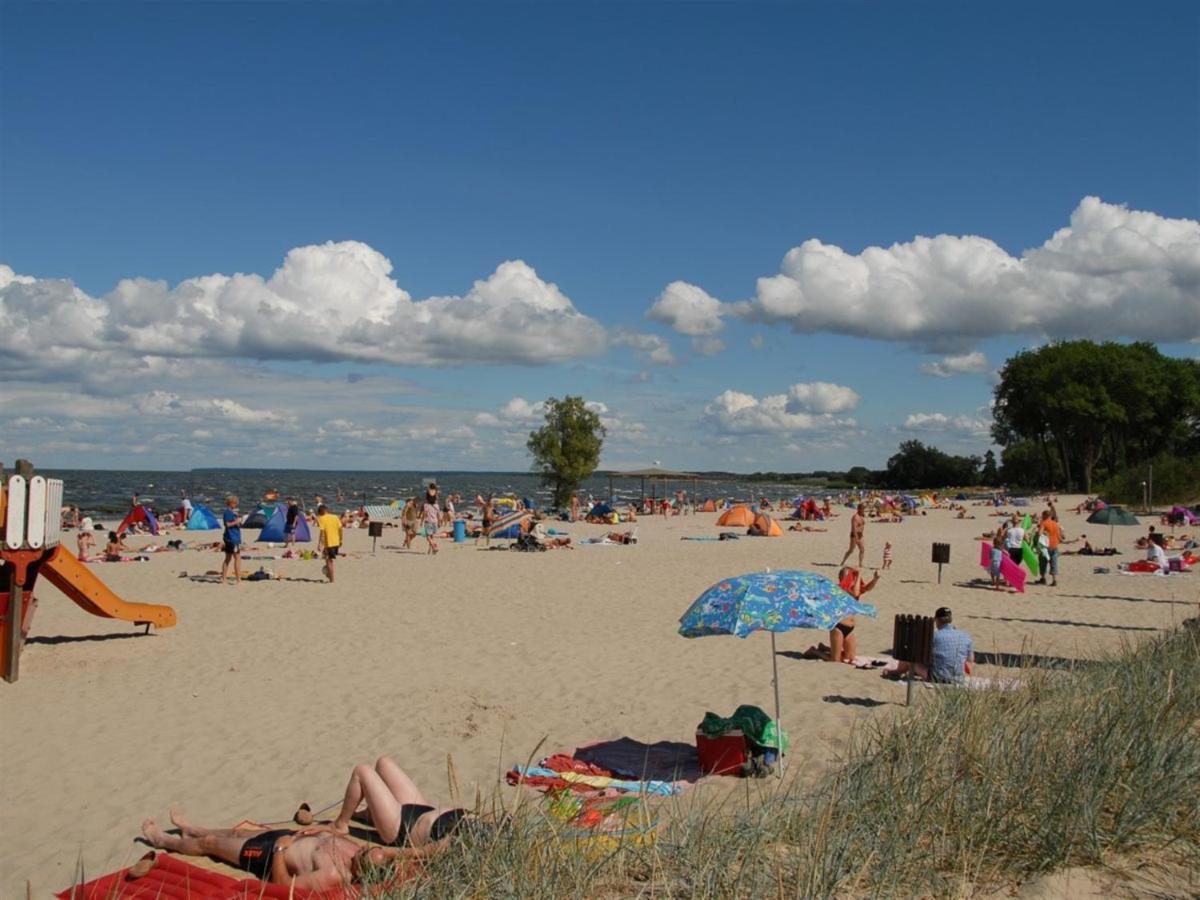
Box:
526, 342, 1200, 504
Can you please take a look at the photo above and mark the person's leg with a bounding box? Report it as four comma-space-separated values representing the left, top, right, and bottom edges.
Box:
1049, 549, 1059, 585
374, 757, 431, 806
141, 819, 249, 867
844, 631, 858, 663
839, 541, 854, 567
232, 548, 242, 584
331, 764, 405, 841
221, 549, 232, 582
856, 538, 865, 568
828, 627, 843, 663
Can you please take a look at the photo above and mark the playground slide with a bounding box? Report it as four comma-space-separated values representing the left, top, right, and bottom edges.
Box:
39, 546, 176, 628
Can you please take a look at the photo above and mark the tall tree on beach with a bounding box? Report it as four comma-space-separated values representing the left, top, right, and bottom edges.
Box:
992, 341, 1200, 492
527, 396, 606, 508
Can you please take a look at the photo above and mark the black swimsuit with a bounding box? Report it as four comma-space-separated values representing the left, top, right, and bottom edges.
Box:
391, 805, 468, 847
237, 829, 293, 880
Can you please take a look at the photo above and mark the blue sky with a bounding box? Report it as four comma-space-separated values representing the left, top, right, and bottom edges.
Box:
2, 1, 1197, 471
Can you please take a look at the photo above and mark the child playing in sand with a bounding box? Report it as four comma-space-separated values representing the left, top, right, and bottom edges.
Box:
882, 541, 893, 569
423, 498, 440, 554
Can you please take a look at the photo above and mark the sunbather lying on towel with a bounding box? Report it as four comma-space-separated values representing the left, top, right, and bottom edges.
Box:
140, 810, 386, 890
323, 756, 484, 855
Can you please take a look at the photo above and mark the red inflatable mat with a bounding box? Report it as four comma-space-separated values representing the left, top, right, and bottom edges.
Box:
56, 852, 341, 900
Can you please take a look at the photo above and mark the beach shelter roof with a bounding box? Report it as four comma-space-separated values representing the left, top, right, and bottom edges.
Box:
588, 501, 614, 518
185, 504, 220, 530
716, 506, 754, 527
117, 505, 158, 536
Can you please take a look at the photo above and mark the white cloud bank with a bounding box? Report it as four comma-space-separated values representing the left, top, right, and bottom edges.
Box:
903, 412, 992, 439
650, 198, 1200, 346
0, 243, 608, 378
704, 382, 860, 434
919, 351, 989, 377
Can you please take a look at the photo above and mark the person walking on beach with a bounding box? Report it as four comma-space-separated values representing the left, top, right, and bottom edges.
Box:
423, 496, 440, 554
569, 493, 581, 523
316, 504, 342, 583
180, 492, 193, 526
839, 503, 867, 568
989, 534, 1004, 590
476, 494, 494, 547
220, 496, 243, 585
402, 498, 419, 550
284, 498, 301, 549
1036, 509, 1062, 586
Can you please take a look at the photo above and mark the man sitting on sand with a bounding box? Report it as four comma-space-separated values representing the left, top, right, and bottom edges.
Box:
140, 810, 389, 890
888, 607, 974, 684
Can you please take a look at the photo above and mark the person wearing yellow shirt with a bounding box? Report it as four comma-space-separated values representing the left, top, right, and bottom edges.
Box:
316, 504, 343, 583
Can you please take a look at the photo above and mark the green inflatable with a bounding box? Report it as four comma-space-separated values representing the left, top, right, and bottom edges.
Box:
1022, 539, 1040, 576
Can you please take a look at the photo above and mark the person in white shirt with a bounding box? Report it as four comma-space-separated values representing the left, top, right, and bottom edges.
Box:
1004, 516, 1025, 565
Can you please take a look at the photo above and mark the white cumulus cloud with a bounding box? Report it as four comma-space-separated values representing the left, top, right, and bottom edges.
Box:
0, 245, 607, 379
704, 386, 857, 434
650, 198, 1200, 346
919, 351, 989, 377
473, 397, 548, 428
647, 281, 724, 335
902, 412, 992, 438
611, 330, 676, 365
785, 381, 861, 414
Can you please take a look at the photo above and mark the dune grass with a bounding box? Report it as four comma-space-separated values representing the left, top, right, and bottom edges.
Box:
381, 624, 1200, 898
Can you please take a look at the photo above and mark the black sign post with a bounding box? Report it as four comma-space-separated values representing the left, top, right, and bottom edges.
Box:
931, 542, 950, 584
368, 520, 383, 555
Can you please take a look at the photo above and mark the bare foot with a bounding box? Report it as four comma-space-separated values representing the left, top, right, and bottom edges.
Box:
330, 820, 350, 835
169, 807, 196, 834
141, 818, 167, 847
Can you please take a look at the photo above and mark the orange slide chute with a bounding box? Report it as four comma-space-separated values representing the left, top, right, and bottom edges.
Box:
39, 545, 176, 629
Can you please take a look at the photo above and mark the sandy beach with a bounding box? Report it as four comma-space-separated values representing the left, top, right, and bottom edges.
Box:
2, 497, 1196, 896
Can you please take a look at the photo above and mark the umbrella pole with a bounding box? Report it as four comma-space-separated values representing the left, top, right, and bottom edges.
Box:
770, 632, 784, 779
1110, 522, 1114, 549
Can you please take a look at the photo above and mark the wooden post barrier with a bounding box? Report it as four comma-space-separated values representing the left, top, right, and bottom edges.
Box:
893, 613, 934, 707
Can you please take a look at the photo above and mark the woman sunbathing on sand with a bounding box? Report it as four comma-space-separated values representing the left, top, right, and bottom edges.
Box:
140, 810, 386, 890
318, 756, 481, 855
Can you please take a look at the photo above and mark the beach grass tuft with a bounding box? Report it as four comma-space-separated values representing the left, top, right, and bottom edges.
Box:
380, 624, 1200, 898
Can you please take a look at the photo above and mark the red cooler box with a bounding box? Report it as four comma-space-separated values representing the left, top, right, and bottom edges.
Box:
695, 728, 748, 776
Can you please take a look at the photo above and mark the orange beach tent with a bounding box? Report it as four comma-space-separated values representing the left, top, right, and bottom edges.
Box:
716, 506, 754, 527
700, 499, 716, 513
748, 512, 783, 536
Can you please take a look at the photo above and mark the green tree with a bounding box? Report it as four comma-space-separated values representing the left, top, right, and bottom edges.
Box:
884, 440, 980, 489
980, 449, 999, 486
993, 341, 1200, 491
527, 396, 606, 508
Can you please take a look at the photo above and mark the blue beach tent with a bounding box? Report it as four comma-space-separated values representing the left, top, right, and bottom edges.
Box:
258, 505, 311, 542
186, 504, 220, 530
